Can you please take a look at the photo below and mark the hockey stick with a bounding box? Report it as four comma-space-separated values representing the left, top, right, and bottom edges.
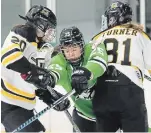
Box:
64, 110, 81, 133
47, 86, 81, 133
144, 74, 151, 81
12, 89, 76, 133
40, 45, 81, 132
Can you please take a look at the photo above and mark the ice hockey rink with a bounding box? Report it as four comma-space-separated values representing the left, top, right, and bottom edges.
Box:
1, 0, 151, 132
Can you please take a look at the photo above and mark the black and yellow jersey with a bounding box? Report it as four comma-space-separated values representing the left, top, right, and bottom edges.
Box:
92, 25, 151, 88
1, 25, 40, 110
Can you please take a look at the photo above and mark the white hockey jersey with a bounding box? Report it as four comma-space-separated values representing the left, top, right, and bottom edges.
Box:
1, 25, 53, 110
92, 25, 151, 88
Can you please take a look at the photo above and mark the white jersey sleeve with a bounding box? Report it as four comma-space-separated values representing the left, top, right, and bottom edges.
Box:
1, 25, 44, 110
1, 25, 37, 73
1, 30, 54, 110
140, 33, 151, 74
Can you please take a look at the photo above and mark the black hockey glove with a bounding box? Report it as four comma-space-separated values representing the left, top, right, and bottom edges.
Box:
35, 89, 70, 111
106, 65, 121, 77
21, 64, 55, 90
71, 67, 91, 95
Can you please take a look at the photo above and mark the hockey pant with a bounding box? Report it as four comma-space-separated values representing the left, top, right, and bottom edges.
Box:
92, 68, 148, 132
1, 101, 45, 132
72, 108, 96, 132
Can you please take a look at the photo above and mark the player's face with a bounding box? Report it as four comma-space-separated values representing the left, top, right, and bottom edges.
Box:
62, 45, 82, 62
42, 28, 56, 42
36, 28, 56, 43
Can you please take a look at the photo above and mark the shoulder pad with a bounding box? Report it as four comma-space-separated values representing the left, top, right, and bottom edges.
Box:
11, 25, 36, 42
91, 31, 104, 41
91, 28, 112, 41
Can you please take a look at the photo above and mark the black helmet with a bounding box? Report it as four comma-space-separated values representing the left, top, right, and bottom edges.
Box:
59, 26, 85, 66
19, 5, 57, 32
60, 26, 84, 47
104, 1, 132, 28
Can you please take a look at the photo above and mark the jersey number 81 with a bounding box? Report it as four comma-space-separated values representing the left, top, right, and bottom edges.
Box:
104, 38, 131, 65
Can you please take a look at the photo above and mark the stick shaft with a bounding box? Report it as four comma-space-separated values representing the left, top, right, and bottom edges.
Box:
12, 89, 75, 133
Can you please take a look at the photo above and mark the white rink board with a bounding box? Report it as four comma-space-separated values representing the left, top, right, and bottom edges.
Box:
35, 99, 73, 132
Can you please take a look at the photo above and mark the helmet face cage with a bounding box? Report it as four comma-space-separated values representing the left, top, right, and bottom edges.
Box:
101, 15, 108, 31
59, 26, 85, 66
25, 5, 57, 32
104, 1, 132, 28
23, 5, 57, 43
42, 28, 56, 43
36, 26, 56, 43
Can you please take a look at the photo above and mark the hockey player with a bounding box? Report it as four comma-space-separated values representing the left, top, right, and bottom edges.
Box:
91, 1, 151, 132
46, 26, 108, 132
1, 5, 69, 132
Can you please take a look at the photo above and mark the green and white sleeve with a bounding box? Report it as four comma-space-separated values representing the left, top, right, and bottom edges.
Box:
85, 43, 108, 79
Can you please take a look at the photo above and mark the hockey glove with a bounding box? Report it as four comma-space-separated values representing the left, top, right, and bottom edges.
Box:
71, 67, 91, 95
106, 65, 121, 77
21, 64, 55, 90
35, 89, 70, 111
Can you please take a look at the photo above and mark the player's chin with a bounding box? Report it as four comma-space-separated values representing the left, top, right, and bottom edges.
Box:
68, 58, 80, 63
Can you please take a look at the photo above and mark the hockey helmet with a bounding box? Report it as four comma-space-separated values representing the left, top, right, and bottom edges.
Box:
59, 26, 85, 66
103, 1, 132, 29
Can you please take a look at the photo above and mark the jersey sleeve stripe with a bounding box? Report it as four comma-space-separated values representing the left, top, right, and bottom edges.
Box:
1, 43, 20, 56
31, 42, 38, 47
93, 56, 107, 66
51, 70, 60, 83
2, 52, 23, 66
88, 60, 107, 72
142, 31, 151, 40
132, 66, 143, 82
75, 108, 96, 121
1, 48, 20, 62
148, 70, 151, 75
1, 79, 36, 100
91, 58, 107, 69
1, 90, 36, 104
3, 79, 35, 98
91, 32, 103, 41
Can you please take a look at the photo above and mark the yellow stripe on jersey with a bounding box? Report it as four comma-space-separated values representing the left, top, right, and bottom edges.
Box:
142, 32, 150, 40
31, 42, 38, 47
3, 80, 35, 98
1, 89, 36, 104
1, 43, 20, 56
92, 32, 104, 41
148, 70, 151, 75
2, 52, 23, 66
92, 26, 121, 41
132, 66, 143, 83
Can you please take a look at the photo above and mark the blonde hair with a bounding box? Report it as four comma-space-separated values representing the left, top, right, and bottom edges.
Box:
121, 22, 144, 32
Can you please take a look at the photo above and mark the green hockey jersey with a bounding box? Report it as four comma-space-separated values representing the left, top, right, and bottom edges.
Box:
47, 43, 108, 119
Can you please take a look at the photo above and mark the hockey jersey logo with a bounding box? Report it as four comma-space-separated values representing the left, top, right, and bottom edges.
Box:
77, 88, 95, 100
28, 52, 45, 68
